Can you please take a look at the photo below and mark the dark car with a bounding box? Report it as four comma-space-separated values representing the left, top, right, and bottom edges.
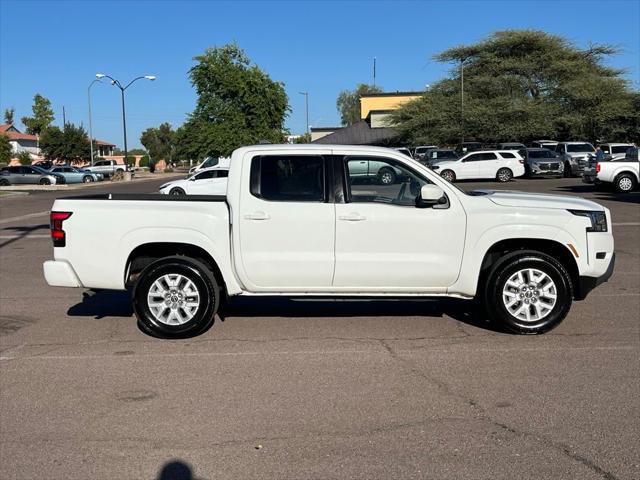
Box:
455, 142, 482, 156
497, 142, 526, 150
518, 148, 564, 178
422, 149, 459, 167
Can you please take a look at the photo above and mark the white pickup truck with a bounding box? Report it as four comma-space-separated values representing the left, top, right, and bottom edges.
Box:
43, 145, 615, 338
583, 146, 639, 193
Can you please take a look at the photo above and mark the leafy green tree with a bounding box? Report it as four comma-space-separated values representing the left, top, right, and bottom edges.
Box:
39, 123, 90, 162
336, 84, 383, 126
21, 94, 54, 136
17, 151, 32, 165
0, 134, 12, 163
4, 108, 15, 124
293, 132, 312, 144
391, 30, 639, 144
141, 123, 175, 163
175, 44, 290, 160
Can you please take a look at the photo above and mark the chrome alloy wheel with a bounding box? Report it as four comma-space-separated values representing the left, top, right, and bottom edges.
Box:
380, 171, 394, 184
618, 177, 633, 191
502, 268, 557, 322
147, 274, 200, 325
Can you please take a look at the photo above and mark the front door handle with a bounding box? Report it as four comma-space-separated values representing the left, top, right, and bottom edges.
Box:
244, 211, 270, 221
339, 213, 366, 221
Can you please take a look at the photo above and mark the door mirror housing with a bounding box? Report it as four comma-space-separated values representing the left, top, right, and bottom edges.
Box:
416, 184, 446, 208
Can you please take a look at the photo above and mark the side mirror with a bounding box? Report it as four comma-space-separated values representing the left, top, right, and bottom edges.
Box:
416, 184, 446, 208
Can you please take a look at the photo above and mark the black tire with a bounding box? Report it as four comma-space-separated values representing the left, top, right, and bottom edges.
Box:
83, 175, 94, 183
39, 178, 51, 185
378, 167, 396, 185
483, 250, 573, 334
440, 169, 456, 182
614, 173, 637, 193
563, 161, 572, 178
524, 164, 531, 178
133, 256, 219, 338
170, 187, 186, 195
0, 178, 9, 186
496, 168, 513, 183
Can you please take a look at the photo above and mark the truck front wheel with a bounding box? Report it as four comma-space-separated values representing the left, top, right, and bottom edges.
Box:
483, 251, 573, 334
133, 256, 219, 338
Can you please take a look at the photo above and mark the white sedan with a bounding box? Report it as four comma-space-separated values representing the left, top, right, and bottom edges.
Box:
159, 166, 229, 195
431, 150, 526, 182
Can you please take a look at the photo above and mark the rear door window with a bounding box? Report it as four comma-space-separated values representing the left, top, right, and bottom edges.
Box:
250, 155, 325, 202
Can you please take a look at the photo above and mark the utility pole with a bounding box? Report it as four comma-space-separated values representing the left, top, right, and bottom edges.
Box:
299, 91, 309, 136
88, 79, 102, 165
62, 106, 66, 128
373, 57, 377, 87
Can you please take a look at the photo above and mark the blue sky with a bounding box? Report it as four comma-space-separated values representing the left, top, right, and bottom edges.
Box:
1, 0, 639, 149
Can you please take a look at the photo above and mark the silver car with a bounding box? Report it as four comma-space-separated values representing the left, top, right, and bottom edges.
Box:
0, 165, 64, 186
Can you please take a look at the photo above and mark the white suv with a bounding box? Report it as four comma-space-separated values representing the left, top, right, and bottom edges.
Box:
431, 150, 525, 182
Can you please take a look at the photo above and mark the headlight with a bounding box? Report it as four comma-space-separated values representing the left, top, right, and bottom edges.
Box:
159, 183, 171, 189
569, 210, 607, 232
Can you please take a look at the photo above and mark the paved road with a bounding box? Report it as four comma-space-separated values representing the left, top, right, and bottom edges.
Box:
0, 176, 638, 480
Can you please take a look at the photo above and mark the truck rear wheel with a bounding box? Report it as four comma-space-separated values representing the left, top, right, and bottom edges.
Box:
483, 250, 573, 334
614, 173, 636, 193
133, 256, 219, 338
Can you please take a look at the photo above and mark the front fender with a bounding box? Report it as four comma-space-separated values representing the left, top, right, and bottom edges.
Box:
450, 222, 583, 297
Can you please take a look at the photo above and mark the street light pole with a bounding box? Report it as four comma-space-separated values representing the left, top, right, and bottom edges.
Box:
460, 59, 465, 144
96, 73, 156, 169
87, 78, 102, 166
299, 91, 309, 136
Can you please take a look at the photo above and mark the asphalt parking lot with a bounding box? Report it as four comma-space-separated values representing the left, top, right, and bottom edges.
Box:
0, 176, 638, 480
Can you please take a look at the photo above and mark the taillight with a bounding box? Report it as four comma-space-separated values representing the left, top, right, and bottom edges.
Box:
595, 163, 601, 173
50, 211, 72, 247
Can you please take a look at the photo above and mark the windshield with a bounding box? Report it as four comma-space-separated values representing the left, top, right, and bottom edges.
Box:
201, 157, 219, 169
567, 143, 594, 153
439, 151, 458, 159
529, 150, 556, 159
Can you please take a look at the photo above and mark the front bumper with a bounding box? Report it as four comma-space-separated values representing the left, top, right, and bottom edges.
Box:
576, 252, 615, 300
43, 260, 82, 287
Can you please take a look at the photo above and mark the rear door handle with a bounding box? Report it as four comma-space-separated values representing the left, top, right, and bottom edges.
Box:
244, 211, 270, 221
339, 213, 366, 221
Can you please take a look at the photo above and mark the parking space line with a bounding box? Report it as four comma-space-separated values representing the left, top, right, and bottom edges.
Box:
612, 222, 640, 226
0, 210, 49, 225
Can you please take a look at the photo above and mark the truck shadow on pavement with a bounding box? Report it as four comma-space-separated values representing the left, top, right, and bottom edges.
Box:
67, 290, 133, 318
66, 289, 504, 334
555, 185, 640, 204
0, 224, 49, 249
156, 460, 202, 480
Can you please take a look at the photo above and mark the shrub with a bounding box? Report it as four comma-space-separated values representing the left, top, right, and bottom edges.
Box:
17, 151, 32, 165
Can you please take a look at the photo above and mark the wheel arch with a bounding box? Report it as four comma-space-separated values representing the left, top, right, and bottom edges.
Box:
125, 242, 227, 295
478, 238, 580, 298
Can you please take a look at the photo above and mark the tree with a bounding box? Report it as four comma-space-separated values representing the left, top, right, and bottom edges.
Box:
293, 132, 312, 144
39, 123, 90, 162
336, 84, 383, 126
175, 44, 290, 160
21, 94, 54, 136
0, 134, 12, 163
16, 151, 32, 165
391, 30, 639, 145
141, 123, 175, 163
4, 108, 15, 124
